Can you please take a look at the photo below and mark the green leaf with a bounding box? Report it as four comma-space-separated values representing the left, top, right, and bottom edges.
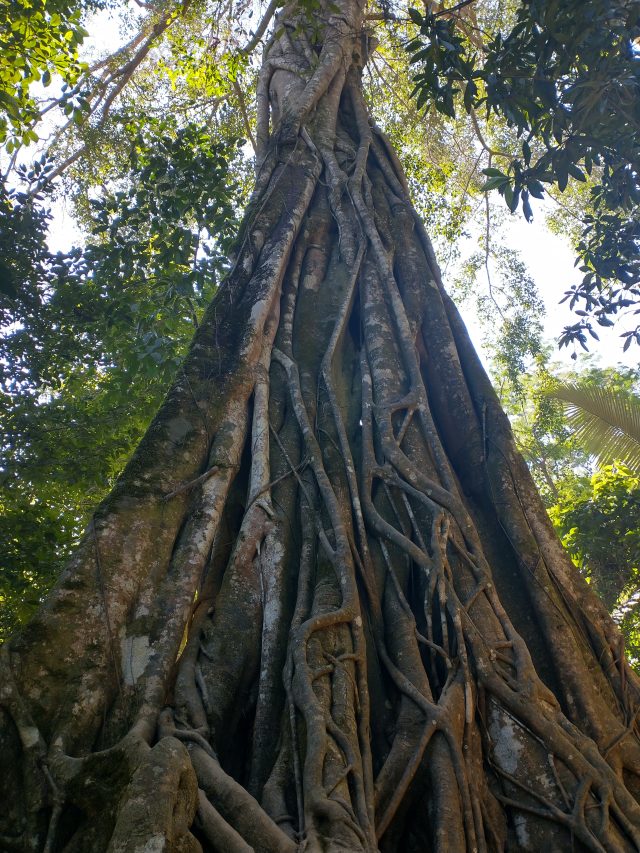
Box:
556, 159, 569, 192
567, 162, 586, 182
547, 383, 640, 472
480, 175, 509, 191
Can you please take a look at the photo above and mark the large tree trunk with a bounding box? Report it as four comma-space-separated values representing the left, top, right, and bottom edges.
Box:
3, 1, 640, 850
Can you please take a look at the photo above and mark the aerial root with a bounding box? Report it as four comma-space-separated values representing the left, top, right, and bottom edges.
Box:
189, 744, 297, 853
194, 790, 253, 853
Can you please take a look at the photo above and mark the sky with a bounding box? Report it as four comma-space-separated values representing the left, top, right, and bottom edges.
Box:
44, 4, 638, 376
505, 216, 635, 369
50, 165, 635, 375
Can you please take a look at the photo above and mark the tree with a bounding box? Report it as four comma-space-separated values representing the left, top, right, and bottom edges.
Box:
2, 1, 640, 852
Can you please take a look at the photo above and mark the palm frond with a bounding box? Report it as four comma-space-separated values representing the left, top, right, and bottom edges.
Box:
547, 381, 640, 472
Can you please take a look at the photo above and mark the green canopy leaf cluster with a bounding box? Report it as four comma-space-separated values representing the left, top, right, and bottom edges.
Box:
0, 0, 94, 148
407, 0, 640, 349
0, 116, 244, 637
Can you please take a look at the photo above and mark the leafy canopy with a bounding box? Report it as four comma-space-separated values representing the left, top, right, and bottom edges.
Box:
0, 114, 244, 638
0, 0, 94, 149
407, 0, 640, 351
550, 463, 640, 662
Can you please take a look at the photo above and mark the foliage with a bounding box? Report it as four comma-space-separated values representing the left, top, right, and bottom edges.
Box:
549, 463, 640, 660
0, 116, 243, 638
0, 159, 56, 309
407, 0, 640, 349
501, 359, 640, 505
0, 369, 160, 638
502, 360, 640, 662
548, 380, 640, 472
80, 114, 242, 372
502, 356, 591, 503
452, 231, 544, 390
0, 0, 91, 148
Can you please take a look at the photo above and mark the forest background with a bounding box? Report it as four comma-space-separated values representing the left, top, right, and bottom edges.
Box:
1, 0, 640, 656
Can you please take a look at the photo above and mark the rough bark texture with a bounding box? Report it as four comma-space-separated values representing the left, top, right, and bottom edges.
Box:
3, 1, 640, 850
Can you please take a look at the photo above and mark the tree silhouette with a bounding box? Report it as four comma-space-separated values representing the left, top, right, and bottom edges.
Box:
2, 0, 640, 850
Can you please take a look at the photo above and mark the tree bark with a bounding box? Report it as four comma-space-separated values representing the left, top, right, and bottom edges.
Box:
3, 1, 640, 850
